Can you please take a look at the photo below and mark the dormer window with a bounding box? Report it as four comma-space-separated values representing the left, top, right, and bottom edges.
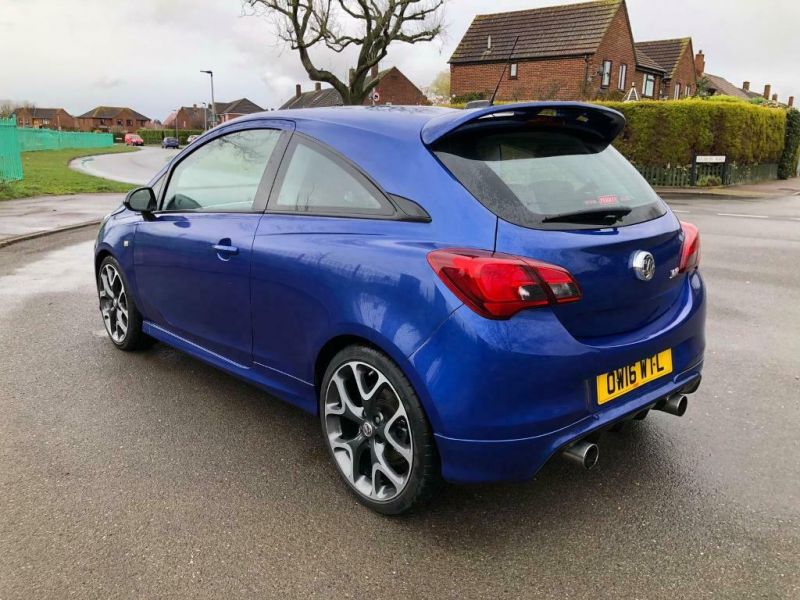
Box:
487, 35, 492, 50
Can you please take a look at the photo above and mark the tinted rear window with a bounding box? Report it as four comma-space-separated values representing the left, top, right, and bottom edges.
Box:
433, 124, 667, 230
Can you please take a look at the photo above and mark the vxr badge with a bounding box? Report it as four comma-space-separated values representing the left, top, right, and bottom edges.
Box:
631, 250, 656, 281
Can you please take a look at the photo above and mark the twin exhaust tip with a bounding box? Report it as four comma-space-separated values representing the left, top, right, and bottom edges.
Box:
562, 394, 689, 470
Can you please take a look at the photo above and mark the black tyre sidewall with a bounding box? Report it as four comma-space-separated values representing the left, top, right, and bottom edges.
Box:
320, 345, 440, 515
97, 256, 150, 352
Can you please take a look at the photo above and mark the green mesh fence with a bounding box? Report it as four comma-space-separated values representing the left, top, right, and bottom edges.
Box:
16, 127, 113, 152
0, 117, 23, 182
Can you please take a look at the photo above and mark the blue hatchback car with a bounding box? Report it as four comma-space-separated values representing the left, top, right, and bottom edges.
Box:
95, 103, 705, 514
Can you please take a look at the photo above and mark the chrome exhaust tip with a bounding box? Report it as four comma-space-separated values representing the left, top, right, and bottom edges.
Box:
655, 394, 688, 417
562, 441, 599, 470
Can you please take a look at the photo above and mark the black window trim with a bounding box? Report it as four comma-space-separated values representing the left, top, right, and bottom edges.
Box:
265, 132, 430, 222
155, 125, 293, 215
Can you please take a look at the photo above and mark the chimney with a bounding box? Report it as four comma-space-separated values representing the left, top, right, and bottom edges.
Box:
772, 93, 778, 102
789, 96, 795, 108
763, 84, 771, 99
742, 81, 750, 91
192, 103, 197, 108
371, 63, 379, 79
694, 50, 705, 77
315, 82, 321, 92
295, 84, 302, 98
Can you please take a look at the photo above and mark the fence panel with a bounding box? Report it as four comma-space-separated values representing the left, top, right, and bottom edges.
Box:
635, 162, 778, 188
16, 128, 114, 152
0, 116, 23, 182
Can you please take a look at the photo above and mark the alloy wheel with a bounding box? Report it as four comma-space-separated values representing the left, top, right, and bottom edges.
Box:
324, 361, 413, 502
98, 264, 129, 344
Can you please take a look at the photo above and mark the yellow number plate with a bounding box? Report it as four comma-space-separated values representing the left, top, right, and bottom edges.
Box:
596, 349, 673, 405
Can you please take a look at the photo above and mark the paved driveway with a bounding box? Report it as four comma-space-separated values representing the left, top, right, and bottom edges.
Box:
0, 196, 798, 599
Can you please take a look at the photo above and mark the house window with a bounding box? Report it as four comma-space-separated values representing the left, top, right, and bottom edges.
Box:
685, 85, 692, 97
116, 120, 122, 126
674, 83, 681, 99
510, 63, 518, 80
601, 60, 612, 88
643, 74, 656, 98
618, 64, 627, 90
487, 35, 492, 50
126, 119, 132, 126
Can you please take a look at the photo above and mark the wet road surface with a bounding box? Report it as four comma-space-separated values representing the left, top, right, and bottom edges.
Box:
69, 147, 177, 185
0, 196, 798, 599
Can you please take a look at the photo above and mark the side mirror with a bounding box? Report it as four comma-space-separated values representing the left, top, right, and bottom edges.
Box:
124, 187, 156, 213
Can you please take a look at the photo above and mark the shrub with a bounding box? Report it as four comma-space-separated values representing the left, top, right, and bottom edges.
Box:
778, 108, 800, 179
137, 129, 204, 145
696, 175, 723, 187
598, 99, 786, 167
451, 91, 486, 105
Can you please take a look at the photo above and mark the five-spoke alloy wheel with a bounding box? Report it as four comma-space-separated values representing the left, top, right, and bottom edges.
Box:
96, 256, 151, 351
321, 346, 440, 514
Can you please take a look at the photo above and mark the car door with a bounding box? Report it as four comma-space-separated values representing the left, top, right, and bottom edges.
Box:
133, 124, 291, 365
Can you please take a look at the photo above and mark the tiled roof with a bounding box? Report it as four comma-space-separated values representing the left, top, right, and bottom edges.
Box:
634, 38, 691, 78
77, 106, 150, 121
634, 48, 666, 73
702, 73, 751, 100
449, 0, 623, 64
280, 88, 344, 110
16, 108, 69, 119
214, 98, 263, 115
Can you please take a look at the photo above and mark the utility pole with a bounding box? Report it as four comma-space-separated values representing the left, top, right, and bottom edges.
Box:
202, 102, 208, 131
200, 70, 216, 127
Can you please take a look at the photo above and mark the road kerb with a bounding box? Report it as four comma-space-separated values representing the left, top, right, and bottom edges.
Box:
0, 219, 101, 249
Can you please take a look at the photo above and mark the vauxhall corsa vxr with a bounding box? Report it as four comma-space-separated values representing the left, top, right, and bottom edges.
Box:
94, 103, 705, 514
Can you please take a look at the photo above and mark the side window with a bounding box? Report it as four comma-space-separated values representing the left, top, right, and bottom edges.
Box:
151, 173, 166, 200
162, 129, 281, 212
271, 140, 394, 217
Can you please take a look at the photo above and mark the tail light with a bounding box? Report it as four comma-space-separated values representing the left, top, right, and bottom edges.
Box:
427, 248, 581, 319
679, 221, 700, 273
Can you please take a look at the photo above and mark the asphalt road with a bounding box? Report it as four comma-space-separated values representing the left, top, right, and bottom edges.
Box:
69, 146, 178, 185
0, 196, 798, 599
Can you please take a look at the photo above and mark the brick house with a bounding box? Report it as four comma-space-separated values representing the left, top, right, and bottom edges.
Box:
213, 99, 264, 123
14, 107, 77, 130
280, 65, 429, 109
448, 0, 699, 102
76, 106, 150, 133
635, 38, 697, 99
163, 105, 209, 130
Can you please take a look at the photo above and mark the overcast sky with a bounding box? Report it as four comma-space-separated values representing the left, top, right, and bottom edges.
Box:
2, 0, 797, 121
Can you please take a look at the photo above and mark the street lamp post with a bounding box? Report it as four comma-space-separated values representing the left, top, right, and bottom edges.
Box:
201, 102, 208, 131
200, 70, 216, 127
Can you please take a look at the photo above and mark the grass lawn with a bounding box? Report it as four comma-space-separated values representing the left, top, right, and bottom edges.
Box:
0, 145, 137, 201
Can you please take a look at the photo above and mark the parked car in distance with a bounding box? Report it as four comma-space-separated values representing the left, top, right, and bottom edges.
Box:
95, 103, 705, 515
186, 135, 200, 144
161, 137, 179, 149
124, 133, 144, 146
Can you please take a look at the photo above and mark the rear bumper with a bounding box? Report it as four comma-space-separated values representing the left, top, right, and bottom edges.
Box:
410, 272, 706, 484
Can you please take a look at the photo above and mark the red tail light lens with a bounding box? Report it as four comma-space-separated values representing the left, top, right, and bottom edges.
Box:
427, 248, 581, 319
679, 221, 700, 273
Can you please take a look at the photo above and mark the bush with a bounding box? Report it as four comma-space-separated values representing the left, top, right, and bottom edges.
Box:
598, 99, 786, 167
451, 91, 486, 105
696, 175, 723, 187
778, 108, 800, 179
137, 129, 204, 145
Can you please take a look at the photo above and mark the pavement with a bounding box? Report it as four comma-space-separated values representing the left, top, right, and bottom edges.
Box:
0, 194, 123, 246
69, 146, 177, 185
0, 193, 798, 598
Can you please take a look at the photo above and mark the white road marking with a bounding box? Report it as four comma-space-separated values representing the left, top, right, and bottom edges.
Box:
716, 213, 769, 219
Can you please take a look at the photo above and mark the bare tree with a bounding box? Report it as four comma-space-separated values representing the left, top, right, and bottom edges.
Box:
245, 0, 446, 105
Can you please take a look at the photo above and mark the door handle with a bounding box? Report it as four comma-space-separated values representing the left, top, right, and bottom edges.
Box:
212, 243, 239, 255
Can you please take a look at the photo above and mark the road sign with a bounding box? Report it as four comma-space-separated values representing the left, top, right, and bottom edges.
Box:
696, 155, 726, 164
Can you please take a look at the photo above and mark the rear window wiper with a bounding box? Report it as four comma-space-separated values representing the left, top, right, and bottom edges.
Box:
541, 207, 632, 225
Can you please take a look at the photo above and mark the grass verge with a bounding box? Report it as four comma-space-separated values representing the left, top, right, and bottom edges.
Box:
0, 145, 137, 201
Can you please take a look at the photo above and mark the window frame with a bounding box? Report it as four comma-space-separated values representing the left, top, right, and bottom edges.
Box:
674, 82, 681, 99
265, 133, 401, 220
601, 60, 612, 88
509, 63, 518, 80
618, 64, 627, 90
685, 84, 692, 97
643, 74, 656, 98
156, 125, 292, 214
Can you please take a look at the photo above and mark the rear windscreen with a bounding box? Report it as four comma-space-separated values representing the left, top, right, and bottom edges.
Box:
433, 124, 667, 230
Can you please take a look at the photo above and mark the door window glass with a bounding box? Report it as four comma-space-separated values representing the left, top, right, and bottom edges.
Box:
163, 129, 280, 212
272, 141, 393, 216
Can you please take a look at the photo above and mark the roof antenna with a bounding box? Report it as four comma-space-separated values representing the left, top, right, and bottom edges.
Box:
490, 35, 520, 106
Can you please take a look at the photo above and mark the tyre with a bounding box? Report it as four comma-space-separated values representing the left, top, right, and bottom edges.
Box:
97, 256, 153, 351
320, 345, 441, 515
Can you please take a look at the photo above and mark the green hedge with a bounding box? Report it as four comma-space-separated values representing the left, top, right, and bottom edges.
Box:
137, 129, 204, 145
599, 99, 786, 167
778, 108, 800, 179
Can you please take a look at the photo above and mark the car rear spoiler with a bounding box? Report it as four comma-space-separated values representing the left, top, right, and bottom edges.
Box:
420, 102, 626, 147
